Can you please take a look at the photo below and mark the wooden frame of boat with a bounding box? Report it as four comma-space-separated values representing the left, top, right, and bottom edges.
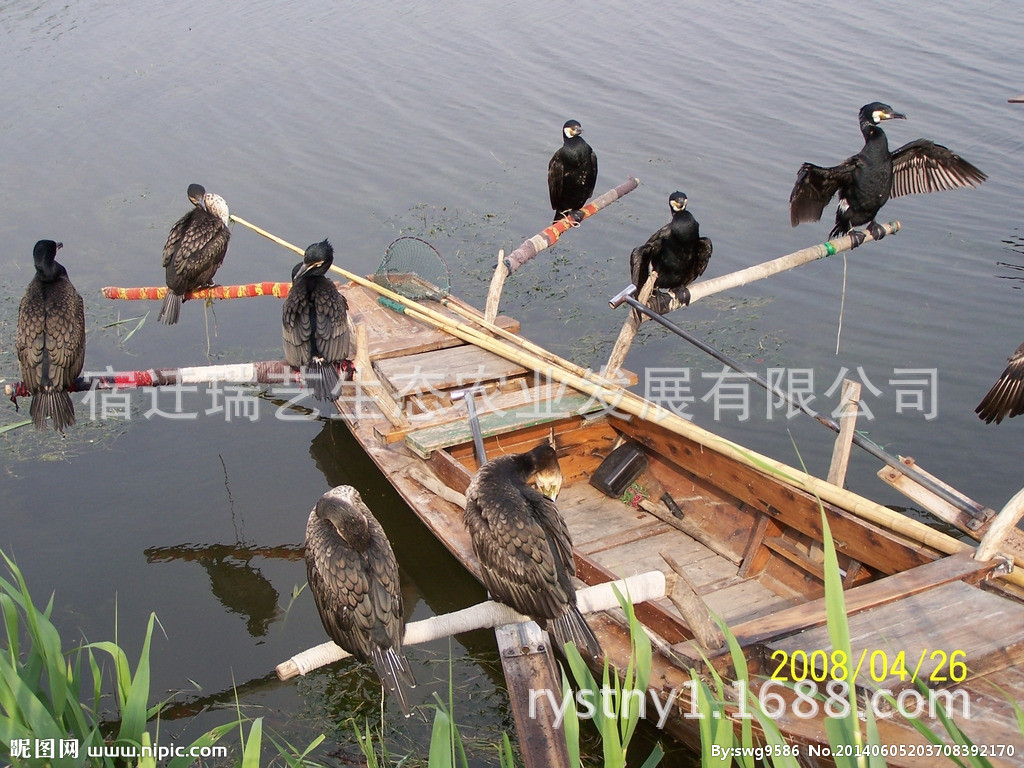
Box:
316, 276, 1024, 766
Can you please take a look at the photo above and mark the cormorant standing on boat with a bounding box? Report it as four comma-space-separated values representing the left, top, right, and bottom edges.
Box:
16, 240, 86, 432
789, 102, 987, 245
464, 444, 602, 661
159, 183, 231, 325
305, 486, 416, 716
548, 119, 598, 223
976, 342, 1024, 424
630, 191, 713, 314
282, 239, 352, 401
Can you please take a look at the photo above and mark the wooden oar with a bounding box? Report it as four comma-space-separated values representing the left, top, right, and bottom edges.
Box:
229, 215, 1023, 585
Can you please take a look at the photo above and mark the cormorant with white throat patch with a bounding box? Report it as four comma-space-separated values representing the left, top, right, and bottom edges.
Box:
630, 191, 713, 313
789, 103, 986, 245
548, 119, 598, 223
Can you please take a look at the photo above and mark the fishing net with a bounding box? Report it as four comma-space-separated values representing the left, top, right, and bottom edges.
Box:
373, 237, 451, 301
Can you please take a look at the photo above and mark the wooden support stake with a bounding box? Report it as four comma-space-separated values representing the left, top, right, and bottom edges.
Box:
484, 249, 509, 325
826, 379, 862, 488
661, 551, 725, 651
605, 270, 659, 376
353, 322, 408, 429
977, 487, 1024, 563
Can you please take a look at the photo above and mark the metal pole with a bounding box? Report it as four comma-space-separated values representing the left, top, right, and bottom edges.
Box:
609, 285, 991, 525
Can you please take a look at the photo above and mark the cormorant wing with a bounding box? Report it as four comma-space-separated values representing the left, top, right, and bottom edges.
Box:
161, 211, 192, 268
166, 212, 231, 284
313, 283, 353, 362
629, 224, 671, 288
692, 238, 714, 282
976, 341, 1024, 424
548, 153, 566, 211
889, 139, 987, 198
789, 159, 857, 226
465, 484, 574, 619
15, 279, 86, 392
282, 288, 313, 367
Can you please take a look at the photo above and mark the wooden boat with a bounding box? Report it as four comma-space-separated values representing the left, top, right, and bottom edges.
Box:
319, 275, 1024, 767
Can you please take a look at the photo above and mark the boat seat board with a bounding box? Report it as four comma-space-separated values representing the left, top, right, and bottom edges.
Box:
728, 552, 998, 649
375, 343, 531, 398
404, 391, 605, 457
767, 580, 1024, 692
340, 282, 519, 361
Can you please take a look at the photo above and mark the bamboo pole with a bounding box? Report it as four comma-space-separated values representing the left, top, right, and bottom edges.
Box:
276, 570, 666, 679
4, 361, 298, 398
639, 221, 902, 318
602, 223, 901, 375
102, 283, 296, 301
230, 215, 1024, 587
482, 177, 640, 323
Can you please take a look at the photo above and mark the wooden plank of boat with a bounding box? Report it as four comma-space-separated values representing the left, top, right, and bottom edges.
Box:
340, 281, 520, 361
723, 552, 1003, 650
767, 577, 1024, 692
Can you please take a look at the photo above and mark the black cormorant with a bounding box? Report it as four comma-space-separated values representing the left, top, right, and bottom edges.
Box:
159, 183, 231, 325
464, 444, 602, 660
630, 191, 713, 313
976, 342, 1024, 423
305, 485, 416, 716
789, 103, 987, 245
548, 119, 598, 223
282, 239, 352, 401
16, 240, 86, 432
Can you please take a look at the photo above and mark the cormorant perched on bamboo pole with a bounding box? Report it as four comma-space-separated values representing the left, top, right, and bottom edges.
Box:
789, 102, 987, 245
282, 239, 352, 401
464, 444, 602, 661
305, 486, 416, 716
159, 183, 231, 325
976, 342, 1024, 423
630, 191, 713, 313
16, 240, 86, 432
548, 119, 598, 223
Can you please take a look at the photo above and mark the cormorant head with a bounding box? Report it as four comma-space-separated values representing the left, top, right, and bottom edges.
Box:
860, 102, 906, 126
31, 240, 63, 276
669, 191, 688, 214
294, 239, 334, 281
316, 486, 373, 551
562, 120, 583, 140
523, 444, 563, 500
186, 183, 207, 208
32, 240, 62, 263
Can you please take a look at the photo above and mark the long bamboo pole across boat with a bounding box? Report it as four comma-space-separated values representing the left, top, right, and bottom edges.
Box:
230, 215, 1024, 587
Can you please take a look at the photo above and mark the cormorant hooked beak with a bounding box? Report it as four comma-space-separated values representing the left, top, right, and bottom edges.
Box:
294, 260, 324, 281
878, 109, 907, 122
532, 465, 563, 501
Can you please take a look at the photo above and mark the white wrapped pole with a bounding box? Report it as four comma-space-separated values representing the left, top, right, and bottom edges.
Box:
277, 569, 666, 680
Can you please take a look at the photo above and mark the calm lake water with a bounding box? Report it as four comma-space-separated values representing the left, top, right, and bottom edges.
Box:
2, 0, 1023, 763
